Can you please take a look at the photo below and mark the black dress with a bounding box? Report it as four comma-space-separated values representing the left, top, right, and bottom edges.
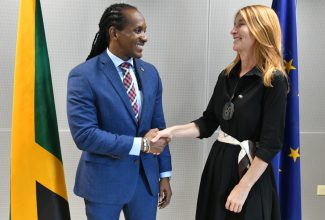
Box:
193, 64, 287, 220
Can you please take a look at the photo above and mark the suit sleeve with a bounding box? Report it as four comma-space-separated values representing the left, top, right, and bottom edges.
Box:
151, 67, 172, 174
67, 69, 134, 158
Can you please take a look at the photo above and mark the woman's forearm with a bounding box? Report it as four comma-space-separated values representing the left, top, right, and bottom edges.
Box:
152, 122, 200, 143
225, 156, 269, 213
239, 156, 268, 189
168, 122, 200, 138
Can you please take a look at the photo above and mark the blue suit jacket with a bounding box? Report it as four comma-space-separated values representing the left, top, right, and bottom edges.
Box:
67, 51, 172, 204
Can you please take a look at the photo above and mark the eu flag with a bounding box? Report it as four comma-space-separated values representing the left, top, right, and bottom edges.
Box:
271, 0, 301, 220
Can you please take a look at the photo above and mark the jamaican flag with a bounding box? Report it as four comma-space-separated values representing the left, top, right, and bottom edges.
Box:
10, 0, 70, 219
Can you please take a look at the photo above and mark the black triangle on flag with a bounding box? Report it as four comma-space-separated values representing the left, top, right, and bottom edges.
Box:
36, 181, 71, 220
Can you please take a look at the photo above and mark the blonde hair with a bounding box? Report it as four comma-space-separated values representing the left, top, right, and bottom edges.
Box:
225, 5, 286, 86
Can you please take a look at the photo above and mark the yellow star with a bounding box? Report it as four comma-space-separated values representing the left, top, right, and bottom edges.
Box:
288, 147, 300, 162
284, 59, 296, 74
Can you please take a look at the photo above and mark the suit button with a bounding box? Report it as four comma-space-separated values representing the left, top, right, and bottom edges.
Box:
134, 159, 139, 164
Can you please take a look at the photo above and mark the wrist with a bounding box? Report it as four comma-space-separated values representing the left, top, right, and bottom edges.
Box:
142, 137, 150, 153
141, 139, 144, 151
238, 178, 253, 189
160, 177, 171, 181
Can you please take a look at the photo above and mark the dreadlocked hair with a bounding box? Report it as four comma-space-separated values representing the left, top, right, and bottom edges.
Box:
86, 3, 137, 60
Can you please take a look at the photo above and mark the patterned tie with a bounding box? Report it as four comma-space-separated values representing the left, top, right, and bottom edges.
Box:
119, 62, 139, 121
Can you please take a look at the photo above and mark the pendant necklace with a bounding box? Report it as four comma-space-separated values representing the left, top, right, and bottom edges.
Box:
222, 80, 239, 121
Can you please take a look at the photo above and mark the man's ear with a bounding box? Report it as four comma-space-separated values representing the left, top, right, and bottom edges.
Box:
108, 26, 118, 40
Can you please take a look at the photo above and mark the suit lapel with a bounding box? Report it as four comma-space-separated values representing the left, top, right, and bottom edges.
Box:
99, 52, 137, 125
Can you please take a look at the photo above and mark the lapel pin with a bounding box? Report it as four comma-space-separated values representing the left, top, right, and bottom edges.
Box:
140, 66, 144, 72
238, 94, 243, 99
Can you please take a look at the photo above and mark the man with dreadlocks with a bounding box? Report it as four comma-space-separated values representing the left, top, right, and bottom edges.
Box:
67, 3, 172, 220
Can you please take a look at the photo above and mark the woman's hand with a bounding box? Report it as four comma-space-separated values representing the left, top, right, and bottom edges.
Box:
151, 127, 174, 143
225, 156, 268, 213
225, 183, 251, 213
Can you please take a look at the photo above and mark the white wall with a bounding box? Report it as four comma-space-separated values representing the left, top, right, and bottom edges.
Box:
297, 0, 325, 219
1, 0, 324, 219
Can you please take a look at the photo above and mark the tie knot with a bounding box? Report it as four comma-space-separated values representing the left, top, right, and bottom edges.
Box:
120, 62, 130, 72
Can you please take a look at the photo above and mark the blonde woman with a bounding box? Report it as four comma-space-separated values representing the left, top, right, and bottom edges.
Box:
152, 5, 287, 220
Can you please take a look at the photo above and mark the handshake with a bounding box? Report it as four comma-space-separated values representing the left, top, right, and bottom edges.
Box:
141, 128, 172, 155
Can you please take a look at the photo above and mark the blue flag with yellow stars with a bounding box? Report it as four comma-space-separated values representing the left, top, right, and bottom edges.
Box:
271, 0, 301, 220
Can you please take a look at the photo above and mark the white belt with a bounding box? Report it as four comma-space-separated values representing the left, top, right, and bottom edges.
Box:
216, 129, 255, 166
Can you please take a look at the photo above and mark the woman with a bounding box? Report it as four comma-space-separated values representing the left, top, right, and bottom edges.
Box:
152, 5, 287, 220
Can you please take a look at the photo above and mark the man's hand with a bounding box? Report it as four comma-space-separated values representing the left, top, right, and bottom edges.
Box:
143, 128, 170, 155
158, 177, 172, 209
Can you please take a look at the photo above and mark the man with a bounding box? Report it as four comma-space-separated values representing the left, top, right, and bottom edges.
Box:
67, 3, 172, 220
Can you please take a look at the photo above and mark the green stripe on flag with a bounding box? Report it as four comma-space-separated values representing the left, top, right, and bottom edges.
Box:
35, 0, 62, 161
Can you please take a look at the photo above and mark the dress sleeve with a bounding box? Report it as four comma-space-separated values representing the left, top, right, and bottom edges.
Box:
256, 71, 288, 163
193, 73, 222, 138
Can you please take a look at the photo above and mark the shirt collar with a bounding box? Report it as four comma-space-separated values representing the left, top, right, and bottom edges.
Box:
230, 61, 262, 78
246, 66, 262, 77
106, 49, 134, 68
